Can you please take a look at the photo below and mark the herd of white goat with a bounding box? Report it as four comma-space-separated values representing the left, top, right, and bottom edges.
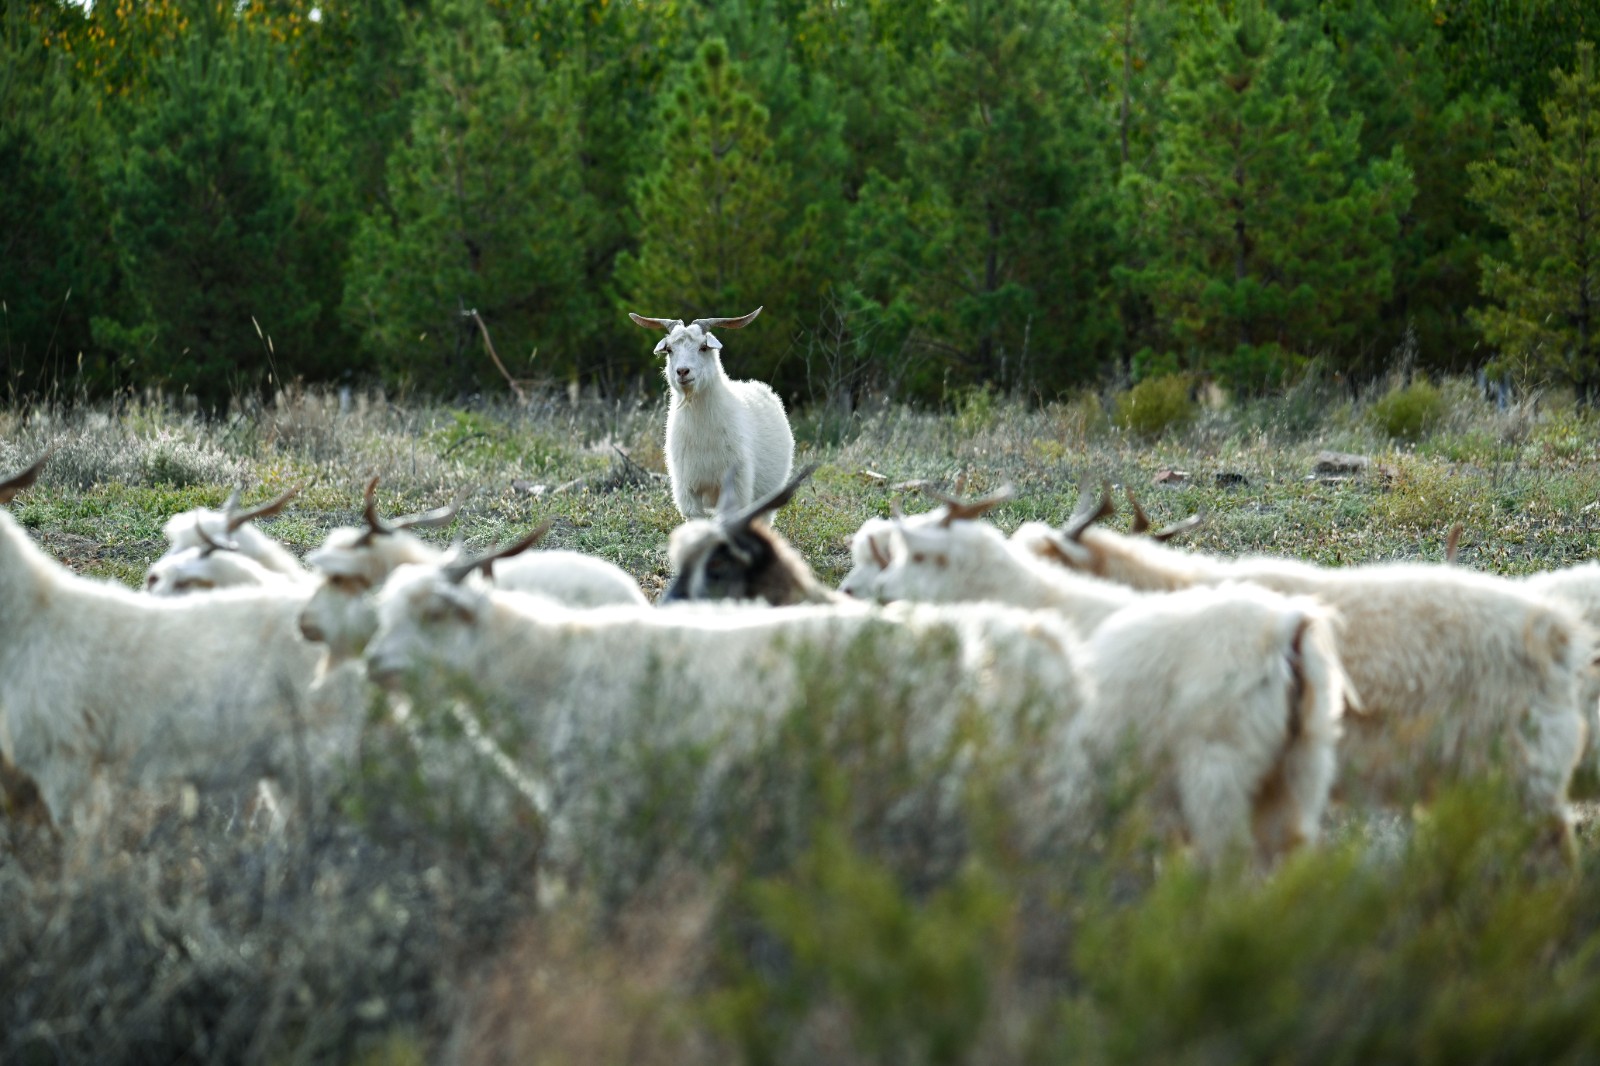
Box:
1, 311, 1596, 877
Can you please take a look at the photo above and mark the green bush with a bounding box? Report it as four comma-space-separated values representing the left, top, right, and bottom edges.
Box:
1369, 377, 1446, 441
1113, 374, 1195, 438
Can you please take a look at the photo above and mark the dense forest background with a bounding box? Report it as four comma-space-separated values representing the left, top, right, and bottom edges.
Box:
3, 0, 1598, 410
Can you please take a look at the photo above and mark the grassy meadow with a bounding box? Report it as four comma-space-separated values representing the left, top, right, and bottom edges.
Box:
6, 375, 1600, 1063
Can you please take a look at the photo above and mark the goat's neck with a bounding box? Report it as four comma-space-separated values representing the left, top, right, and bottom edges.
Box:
0, 508, 56, 616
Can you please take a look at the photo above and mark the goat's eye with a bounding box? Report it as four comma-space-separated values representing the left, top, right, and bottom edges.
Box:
911, 552, 927, 564
698, 344, 710, 353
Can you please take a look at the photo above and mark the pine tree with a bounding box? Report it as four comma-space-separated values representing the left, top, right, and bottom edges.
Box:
343, 0, 596, 394
0, 2, 112, 401
847, 0, 1118, 398
1317, 0, 1513, 376
1469, 41, 1600, 402
612, 38, 796, 383
1120, 1, 1413, 392
95, 21, 351, 406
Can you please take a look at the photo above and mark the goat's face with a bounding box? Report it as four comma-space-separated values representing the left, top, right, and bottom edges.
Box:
874, 521, 980, 605
299, 529, 394, 657
654, 323, 725, 399
144, 547, 243, 596
838, 517, 895, 599
365, 566, 484, 692
160, 509, 230, 558
665, 520, 773, 603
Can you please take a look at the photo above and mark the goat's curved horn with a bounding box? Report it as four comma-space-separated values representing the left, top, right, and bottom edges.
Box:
1061, 480, 1116, 542
1126, 489, 1152, 534
359, 475, 389, 543
690, 306, 763, 332
730, 462, 820, 529
628, 313, 681, 332
0, 448, 53, 504
194, 520, 239, 556
890, 497, 905, 520
715, 466, 744, 522
923, 482, 1016, 527
1444, 522, 1464, 565
443, 519, 554, 585
1150, 514, 1204, 542
226, 484, 302, 532
390, 487, 475, 532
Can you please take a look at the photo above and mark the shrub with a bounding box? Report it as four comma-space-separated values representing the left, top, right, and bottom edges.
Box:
1369, 378, 1446, 441
1113, 374, 1195, 438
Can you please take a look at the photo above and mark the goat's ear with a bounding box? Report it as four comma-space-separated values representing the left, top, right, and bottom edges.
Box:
701, 333, 723, 350
629, 313, 680, 332
0, 448, 51, 505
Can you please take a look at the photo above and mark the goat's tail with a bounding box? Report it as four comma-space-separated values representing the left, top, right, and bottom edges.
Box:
1255, 603, 1349, 860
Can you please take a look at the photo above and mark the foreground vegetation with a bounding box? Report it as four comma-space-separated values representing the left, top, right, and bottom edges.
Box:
5, 379, 1600, 1064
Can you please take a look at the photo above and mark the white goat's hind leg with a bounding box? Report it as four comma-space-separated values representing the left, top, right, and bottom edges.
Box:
1176, 745, 1255, 867
1518, 698, 1586, 853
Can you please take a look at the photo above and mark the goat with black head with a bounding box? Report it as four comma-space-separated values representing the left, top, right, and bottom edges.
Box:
664, 463, 842, 606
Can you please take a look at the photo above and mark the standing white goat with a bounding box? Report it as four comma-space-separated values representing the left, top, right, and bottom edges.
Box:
628, 307, 795, 519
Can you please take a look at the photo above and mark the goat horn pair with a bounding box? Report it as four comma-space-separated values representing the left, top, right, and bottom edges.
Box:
224, 483, 302, 533
442, 519, 555, 585
361, 476, 475, 543
719, 462, 821, 529
1124, 488, 1204, 541
922, 483, 1016, 526
0, 447, 53, 505
627, 307, 764, 334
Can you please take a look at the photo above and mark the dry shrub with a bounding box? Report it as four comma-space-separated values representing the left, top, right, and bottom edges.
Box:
454, 867, 722, 1066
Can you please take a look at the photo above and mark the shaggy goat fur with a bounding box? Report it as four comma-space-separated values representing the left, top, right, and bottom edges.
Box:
1019, 514, 1593, 840
0, 504, 353, 828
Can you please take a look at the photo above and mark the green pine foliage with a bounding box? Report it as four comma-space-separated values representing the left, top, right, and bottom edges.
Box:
93, 20, 354, 407
613, 38, 798, 384
1469, 42, 1600, 402
847, 0, 1119, 399
1119, 0, 1415, 394
5, 0, 1600, 404
343, 0, 597, 394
